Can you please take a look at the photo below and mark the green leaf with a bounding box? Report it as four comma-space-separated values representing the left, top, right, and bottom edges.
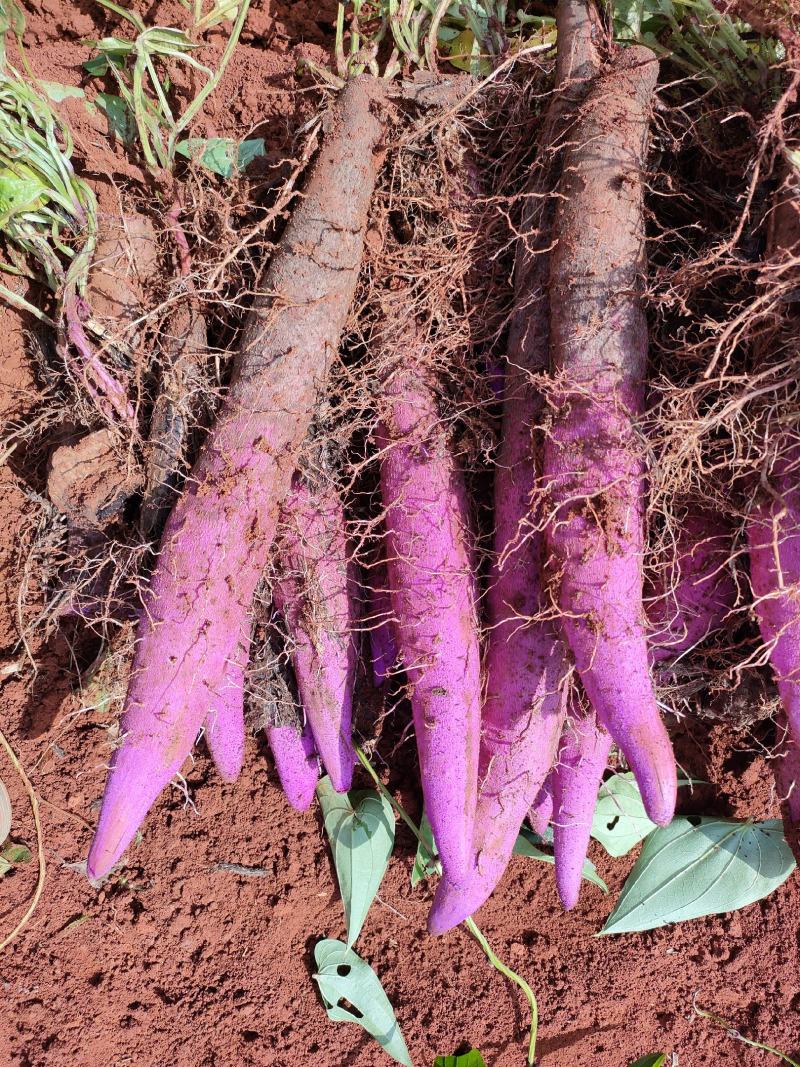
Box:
144, 27, 197, 54
83, 48, 128, 77
0, 0, 25, 36
0, 843, 31, 877
237, 137, 266, 171
94, 93, 135, 143
514, 824, 554, 847
317, 776, 395, 948
39, 82, 85, 103
513, 826, 608, 894
195, 0, 240, 29
174, 136, 266, 177
2, 844, 31, 864
601, 817, 796, 935
313, 939, 412, 1067
628, 1056, 666, 1067
591, 772, 659, 857
434, 1051, 485, 1067
83, 55, 111, 77
0, 173, 48, 221
175, 136, 236, 176
612, 0, 646, 38
591, 772, 697, 858
410, 813, 439, 886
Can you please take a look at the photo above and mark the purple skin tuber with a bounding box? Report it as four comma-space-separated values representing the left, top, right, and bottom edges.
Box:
271, 477, 358, 794
551, 700, 612, 910
378, 353, 482, 886
748, 447, 800, 759
427, 0, 603, 935
529, 779, 555, 836
543, 47, 676, 828
87, 79, 386, 880
649, 512, 736, 664
203, 631, 248, 783
366, 562, 399, 687
544, 521, 736, 909
748, 170, 800, 825
266, 721, 320, 812
774, 713, 800, 825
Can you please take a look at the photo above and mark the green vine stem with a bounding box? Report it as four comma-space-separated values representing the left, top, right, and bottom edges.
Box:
694, 1001, 800, 1067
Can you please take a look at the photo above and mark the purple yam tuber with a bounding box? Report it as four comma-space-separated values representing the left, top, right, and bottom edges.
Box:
366, 561, 399, 687
266, 721, 320, 812
427, 0, 602, 935
529, 779, 555, 837
543, 46, 676, 827
747, 168, 800, 825
87, 79, 386, 879
203, 631, 248, 783
747, 446, 800, 756
775, 712, 800, 825
649, 511, 736, 663
272, 477, 358, 793
378, 352, 482, 886
551, 700, 612, 910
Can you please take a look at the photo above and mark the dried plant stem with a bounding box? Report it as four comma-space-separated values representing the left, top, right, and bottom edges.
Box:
0, 726, 45, 952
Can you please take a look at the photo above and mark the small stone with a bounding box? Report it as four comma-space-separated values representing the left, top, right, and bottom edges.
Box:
48, 429, 141, 528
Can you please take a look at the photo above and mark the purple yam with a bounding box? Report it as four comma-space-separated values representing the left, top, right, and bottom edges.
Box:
543, 47, 676, 827
272, 477, 358, 793
378, 356, 482, 885
747, 447, 800, 753
529, 777, 555, 837
87, 80, 386, 880
266, 721, 320, 812
649, 511, 736, 663
551, 702, 612, 910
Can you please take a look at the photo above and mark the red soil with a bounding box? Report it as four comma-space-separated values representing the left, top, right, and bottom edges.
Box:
1, 3, 799, 1066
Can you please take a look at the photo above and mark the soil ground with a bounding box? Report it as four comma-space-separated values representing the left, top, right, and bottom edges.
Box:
1, 3, 800, 1066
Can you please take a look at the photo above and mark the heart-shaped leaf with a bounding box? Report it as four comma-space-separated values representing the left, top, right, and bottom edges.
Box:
591, 773, 697, 857
95, 93, 135, 144
601, 817, 796, 935
317, 777, 395, 947
591, 772, 659, 857
174, 136, 266, 178
313, 939, 412, 1066
514, 826, 608, 893
434, 1051, 485, 1067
